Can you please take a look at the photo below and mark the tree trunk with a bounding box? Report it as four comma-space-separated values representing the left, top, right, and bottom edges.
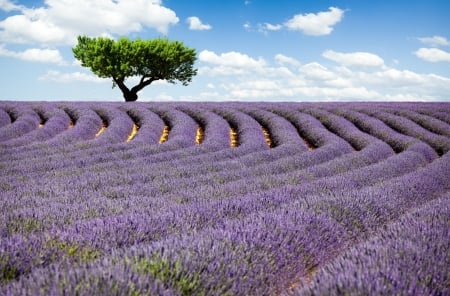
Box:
123, 90, 138, 102
114, 76, 159, 102
114, 77, 139, 102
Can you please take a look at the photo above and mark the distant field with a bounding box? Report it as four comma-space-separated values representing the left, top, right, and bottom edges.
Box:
0, 101, 449, 295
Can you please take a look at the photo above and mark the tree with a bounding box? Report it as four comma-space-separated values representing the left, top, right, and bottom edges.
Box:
72, 36, 197, 102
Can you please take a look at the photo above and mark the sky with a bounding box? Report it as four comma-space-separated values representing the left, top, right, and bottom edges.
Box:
0, 0, 449, 102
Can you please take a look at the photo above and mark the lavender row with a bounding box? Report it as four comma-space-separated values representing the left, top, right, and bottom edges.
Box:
1, 149, 448, 295
1, 103, 433, 218
291, 193, 450, 296
0, 110, 352, 217
118, 105, 165, 144
0, 105, 304, 184
1, 102, 449, 294
382, 108, 450, 137
357, 108, 450, 155
1, 139, 446, 289
331, 108, 438, 160
0, 104, 436, 215
2, 108, 71, 148
0, 108, 11, 127
0, 105, 190, 172
0, 104, 40, 142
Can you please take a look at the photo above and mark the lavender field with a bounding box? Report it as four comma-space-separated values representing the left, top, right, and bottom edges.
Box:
0, 101, 449, 295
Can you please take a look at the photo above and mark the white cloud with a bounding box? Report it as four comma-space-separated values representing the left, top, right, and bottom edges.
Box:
284, 7, 344, 36
300, 62, 336, 80
323, 50, 385, 67
197, 50, 450, 101
199, 50, 266, 68
415, 47, 450, 63
0, 0, 23, 11
0, 0, 179, 45
265, 23, 282, 31
186, 16, 211, 31
243, 21, 251, 31
39, 70, 108, 83
0, 44, 65, 64
418, 36, 449, 47
257, 22, 282, 34
275, 54, 300, 67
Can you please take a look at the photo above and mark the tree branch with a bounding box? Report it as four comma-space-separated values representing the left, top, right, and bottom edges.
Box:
131, 76, 160, 94
113, 77, 130, 94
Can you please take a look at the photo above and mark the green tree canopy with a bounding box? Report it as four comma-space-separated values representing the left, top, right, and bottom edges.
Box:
72, 36, 197, 102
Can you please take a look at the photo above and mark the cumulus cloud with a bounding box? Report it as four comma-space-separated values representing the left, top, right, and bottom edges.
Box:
284, 7, 344, 36
199, 50, 266, 68
197, 49, 450, 101
0, 0, 179, 45
0, 0, 23, 11
275, 54, 300, 67
0, 44, 65, 64
415, 47, 450, 63
186, 16, 211, 30
198, 50, 267, 76
265, 23, 282, 31
257, 22, 282, 34
323, 50, 385, 67
300, 62, 336, 80
418, 35, 449, 47
39, 70, 108, 83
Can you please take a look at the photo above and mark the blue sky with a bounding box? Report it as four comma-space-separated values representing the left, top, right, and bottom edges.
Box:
0, 0, 449, 102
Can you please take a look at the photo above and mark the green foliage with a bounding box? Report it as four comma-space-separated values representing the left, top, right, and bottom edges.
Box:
45, 239, 102, 263
72, 36, 197, 101
0, 254, 19, 284
128, 254, 200, 295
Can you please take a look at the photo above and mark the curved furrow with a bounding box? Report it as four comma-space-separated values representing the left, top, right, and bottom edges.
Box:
382, 108, 450, 137
118, 105, 164, 145
94, 119, 107, 138
1, 107, 270, 182
91, 107, 134, 144
230, 126, 238, 147
0, 105, 40, 143
332, 108, 438, 161
196, 125, 204, 145
419, 110, 450, 125
357, 108, 450, 156
176, 105, 230, 149
211, 106, 268, 150
300, 107, 365, 152
35, 108, 46, 128
0, 111, 356, 219
48, 106, 103, 144
152, 108, 405, 202
158, 125, 170, 144
0, 108, 12, 127
0, 107, 71, 148
3, 104, 288, 178
1, 107, 146, 175
126, 123, 139, 142
264, 107, 322, 151
238, 106, 309, 150
0, 106, 104, 171
149, 106, 198, 149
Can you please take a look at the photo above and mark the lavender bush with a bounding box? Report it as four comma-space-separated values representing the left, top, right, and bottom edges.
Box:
0, 101, 448, 295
